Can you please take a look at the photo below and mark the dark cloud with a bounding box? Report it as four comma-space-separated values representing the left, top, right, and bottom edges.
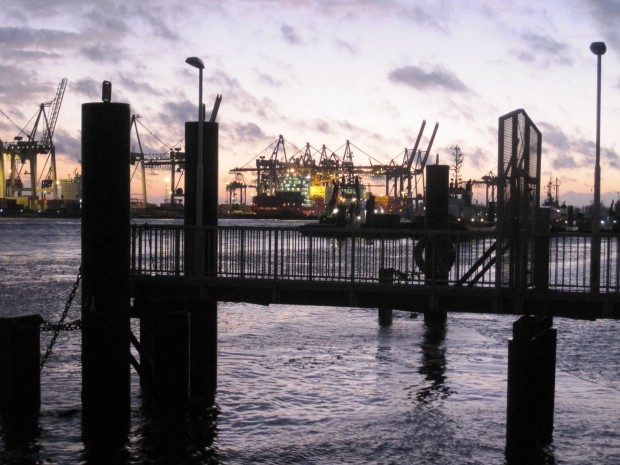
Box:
461, 145, 492, 172
231, 122, 267, 141
71, 78, 102, 100
388, 64, 469, 93
118, 74, 162, 97
313, 119, 330, 133
538, 122, 620, 172
584, 0, 620, 51
281, 24, 302, 44
538, 122, 572, 151
254, 69, 284, 87
159, 100, 196, 128
210, 70, 277, 119
513, 33, 573, 66
0, 26, 78, 49
79, 43, 126, 62
602, 147, 620, 170
54, 128, 81, 164
334, 38, 356, 55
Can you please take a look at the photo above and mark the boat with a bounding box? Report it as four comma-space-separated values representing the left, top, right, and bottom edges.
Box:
251, 191, 321, 219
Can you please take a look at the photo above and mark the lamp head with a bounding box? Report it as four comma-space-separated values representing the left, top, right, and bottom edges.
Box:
185, 56, 205, 69
590, 42, 607, 56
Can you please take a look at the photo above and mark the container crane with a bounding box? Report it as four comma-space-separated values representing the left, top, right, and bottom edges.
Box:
3, 78, 67, 201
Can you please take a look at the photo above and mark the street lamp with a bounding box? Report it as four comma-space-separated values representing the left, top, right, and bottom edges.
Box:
186, 56, 205, 277
185, 56, 205, 227
590, 41, 606, 292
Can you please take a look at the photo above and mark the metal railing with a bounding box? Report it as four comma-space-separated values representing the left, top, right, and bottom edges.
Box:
130, 224, 620, 293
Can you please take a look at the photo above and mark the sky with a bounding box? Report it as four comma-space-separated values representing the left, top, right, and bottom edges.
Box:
1, 0, 620, 207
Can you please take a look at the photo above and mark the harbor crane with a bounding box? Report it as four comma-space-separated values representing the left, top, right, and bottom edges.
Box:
1, 78, 67, 200
129, 115, 185, 207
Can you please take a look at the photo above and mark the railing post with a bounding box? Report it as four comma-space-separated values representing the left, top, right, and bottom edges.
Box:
240, 228, 245, 279
174, 228, 181, 276
350, 234, 356, 284
274, 229, 279, 280
308, 235, 313, 280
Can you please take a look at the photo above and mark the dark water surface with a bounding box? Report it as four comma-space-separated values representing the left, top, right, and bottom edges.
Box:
0, 218, 618, 464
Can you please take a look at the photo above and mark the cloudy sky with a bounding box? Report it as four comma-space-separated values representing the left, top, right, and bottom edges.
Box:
1, 0, 619, 206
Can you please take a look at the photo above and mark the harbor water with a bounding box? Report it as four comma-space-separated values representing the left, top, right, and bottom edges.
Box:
0, 218, 618, 464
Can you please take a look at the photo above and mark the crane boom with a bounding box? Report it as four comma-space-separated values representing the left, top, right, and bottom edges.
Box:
420, 122, 439, 169
406, 120, 426, 170
42, 78, 67, 145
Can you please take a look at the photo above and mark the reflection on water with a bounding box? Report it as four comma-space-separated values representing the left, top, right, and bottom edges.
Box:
418, 318, 453, 404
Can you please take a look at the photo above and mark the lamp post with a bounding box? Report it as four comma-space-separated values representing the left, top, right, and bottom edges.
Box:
186, 57, 205, 276
185, 56, 205, 227
590, 41, 606, 293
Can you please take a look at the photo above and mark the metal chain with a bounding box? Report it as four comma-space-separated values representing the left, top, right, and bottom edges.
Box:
39, 267, 82, 370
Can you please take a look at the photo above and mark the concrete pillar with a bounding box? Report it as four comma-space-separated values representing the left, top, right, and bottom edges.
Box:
506, 315, 557, 460
81, 102, 131, 433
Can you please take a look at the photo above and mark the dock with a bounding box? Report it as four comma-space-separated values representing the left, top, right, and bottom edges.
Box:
129, 224, 620, 321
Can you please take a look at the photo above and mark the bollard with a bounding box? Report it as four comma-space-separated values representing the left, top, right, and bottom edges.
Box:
506, 315, 557, 460
0, 314, 44, 438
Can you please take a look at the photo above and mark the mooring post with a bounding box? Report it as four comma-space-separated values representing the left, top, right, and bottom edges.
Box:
378, 268, 393, 326
81, 101, 131, 434
0, 314, 44, 440
185, 121, 219, 407
424, 165, 450, 322
506, 315, 557, 460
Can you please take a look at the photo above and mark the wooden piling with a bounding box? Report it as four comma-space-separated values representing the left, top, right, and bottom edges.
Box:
506, 315, 556, 459
81, 102, 131, 432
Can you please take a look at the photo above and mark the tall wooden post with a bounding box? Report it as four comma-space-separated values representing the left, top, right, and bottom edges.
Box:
506, 315, 556, 460
81, 102, 131, 434
185, 121, 219, 407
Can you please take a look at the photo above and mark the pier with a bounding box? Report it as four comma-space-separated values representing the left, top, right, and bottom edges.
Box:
130, 224, 620, 320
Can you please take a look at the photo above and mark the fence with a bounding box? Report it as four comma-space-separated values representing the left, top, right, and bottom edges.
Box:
130, 224, 620, 293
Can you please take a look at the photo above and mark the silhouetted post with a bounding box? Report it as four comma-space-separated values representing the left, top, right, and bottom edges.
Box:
534, 208, 550, 291
81, 102, 131, 434
424, 165, 450, 322
151, 304, 189, 408
185, 121, 219, 407
0, 314, 43, 439
378, 268, 393, 326
506, 315, 556, 460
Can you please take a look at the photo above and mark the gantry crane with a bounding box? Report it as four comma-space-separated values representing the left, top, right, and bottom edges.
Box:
1, 78, 67, 200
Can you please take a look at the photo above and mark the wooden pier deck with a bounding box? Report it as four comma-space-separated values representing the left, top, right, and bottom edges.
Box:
129, 224, 620, 320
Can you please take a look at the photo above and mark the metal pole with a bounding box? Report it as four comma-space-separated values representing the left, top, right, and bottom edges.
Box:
590, 41, 606, 293
197, 67, 204, 228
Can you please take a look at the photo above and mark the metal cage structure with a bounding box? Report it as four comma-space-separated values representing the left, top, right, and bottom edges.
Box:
496, 109, 542, 290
